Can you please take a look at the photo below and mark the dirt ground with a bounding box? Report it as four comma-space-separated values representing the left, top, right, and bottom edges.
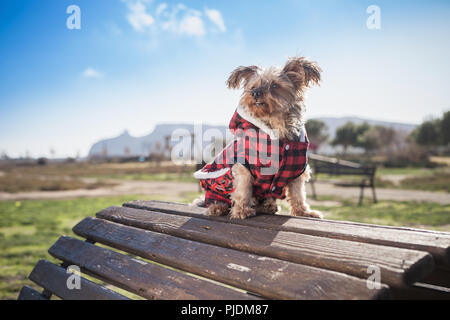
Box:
0, 179, 448, 205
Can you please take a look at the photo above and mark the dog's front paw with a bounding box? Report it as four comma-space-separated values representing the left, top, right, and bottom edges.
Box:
291, 209, 323, 219
207, 202, 230, 216
255, 198, 279, 215
230, 206, 255, 219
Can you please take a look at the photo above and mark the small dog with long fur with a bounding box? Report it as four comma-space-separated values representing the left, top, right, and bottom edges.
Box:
193, 56, 323, 220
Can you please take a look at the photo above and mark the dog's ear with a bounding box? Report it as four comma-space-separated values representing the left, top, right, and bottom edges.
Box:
226, 65, 259, 89
282, 57, 321, 90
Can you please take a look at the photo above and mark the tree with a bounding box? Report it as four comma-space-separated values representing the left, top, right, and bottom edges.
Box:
331, 122, 362, 154
355, 122, 370, 139
305, 120, 329, 151
331, 122, 372, 154
358, 125, 396, 154
441, 110, 450, 145
357, 126, 379, 153
411, 119, 442, 146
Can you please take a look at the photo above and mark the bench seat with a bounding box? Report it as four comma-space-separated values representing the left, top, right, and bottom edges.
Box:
18, 200, 450, 300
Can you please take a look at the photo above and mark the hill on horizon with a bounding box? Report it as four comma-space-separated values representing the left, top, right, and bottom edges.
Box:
88, 116, 417, 158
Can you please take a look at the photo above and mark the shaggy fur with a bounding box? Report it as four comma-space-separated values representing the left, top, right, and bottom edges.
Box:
195, 56, 323, 219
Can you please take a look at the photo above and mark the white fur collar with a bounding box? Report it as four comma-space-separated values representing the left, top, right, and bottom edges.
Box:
236, 105, 278, 140
193, 167, 230, 179
236, 105, 307, 142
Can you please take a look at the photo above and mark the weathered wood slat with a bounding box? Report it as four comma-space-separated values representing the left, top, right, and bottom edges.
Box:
96, 206, 434, 288
17, 285, 48, 300
124, 200, 450, 266
73, 217, 390, 300
127, 200, 450, 235
29, 259, 129, 300
48, 236, 259, 300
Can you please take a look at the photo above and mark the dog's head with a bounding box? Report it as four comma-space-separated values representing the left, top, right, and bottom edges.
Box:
226, 57, 321, 119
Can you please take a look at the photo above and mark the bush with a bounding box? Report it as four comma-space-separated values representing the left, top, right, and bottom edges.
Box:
383, 143, 434, 167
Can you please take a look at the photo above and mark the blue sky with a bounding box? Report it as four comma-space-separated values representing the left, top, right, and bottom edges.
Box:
1, 0, 449, 158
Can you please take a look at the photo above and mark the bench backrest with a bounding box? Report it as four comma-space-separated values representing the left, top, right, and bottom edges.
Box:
309, 154, 376, 177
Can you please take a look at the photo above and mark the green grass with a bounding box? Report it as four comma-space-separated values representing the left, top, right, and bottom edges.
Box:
309, 197, 450, 230
0, 195, 152, 300
376, 167, 437, 176
397, 173, 450, 192
314, 166, 450, 192
0, 174, 114, 193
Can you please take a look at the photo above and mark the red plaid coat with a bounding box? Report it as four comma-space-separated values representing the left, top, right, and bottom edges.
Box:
194, 105, 309, 206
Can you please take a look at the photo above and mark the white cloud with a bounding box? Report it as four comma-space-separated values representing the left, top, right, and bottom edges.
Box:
204, 8, 226, 32
178, 13, 205, 36
160, 6, 205, 37
155, 3, 167, 16
160, 4, 183, 32
124, 2, 225, 38
82, 67, 102, 79
126, 0, 154, 32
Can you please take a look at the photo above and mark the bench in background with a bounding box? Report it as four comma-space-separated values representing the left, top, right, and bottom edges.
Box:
309, 154, 377, 205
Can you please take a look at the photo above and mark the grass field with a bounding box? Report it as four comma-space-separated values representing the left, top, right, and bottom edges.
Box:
1, 162, 449, 192
1, 192, 449, 299
314, 166, 450, 192
0, 175, 114, 193
0, 162, 195, 193
310, 198, 450, 230
0, 195, 154, 300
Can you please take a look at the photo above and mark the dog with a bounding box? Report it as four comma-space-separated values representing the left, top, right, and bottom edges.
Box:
192, 56, 323, 220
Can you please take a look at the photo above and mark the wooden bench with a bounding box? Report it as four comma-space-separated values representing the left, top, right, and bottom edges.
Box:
309, 154, 377, 205
18, 200, 450, 300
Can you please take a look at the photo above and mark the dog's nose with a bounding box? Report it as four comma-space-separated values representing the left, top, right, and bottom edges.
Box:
251, 88, 263, 98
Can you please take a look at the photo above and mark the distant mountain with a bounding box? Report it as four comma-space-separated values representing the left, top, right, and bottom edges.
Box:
87, 117, 417, 158
88, 124, 228, 158
89, 130, 143, 158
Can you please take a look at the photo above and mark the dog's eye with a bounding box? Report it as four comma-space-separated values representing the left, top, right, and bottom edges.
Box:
271, 83, 279, 89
